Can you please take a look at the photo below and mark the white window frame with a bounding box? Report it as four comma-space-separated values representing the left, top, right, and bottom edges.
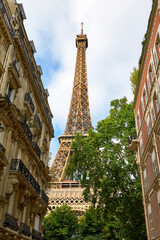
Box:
151, 149, 159, 178
150, 59, 155, 81
156, 86, 160, 112
144, 83, 148, 104
148, 204, 155, 239
147, 72, 151, 92
146, 114, 151, 136
153, 45, 158, 69
141, 96, 145, 113
140, 136, 143, 157
144, 168, 149, 193
151, 100, 156, 123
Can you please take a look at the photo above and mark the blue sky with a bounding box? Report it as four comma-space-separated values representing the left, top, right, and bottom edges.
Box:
17, 0, 152, 162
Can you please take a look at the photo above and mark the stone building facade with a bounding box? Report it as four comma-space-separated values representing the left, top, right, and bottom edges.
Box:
0, 0, 54, 239
130, 0, 160, 239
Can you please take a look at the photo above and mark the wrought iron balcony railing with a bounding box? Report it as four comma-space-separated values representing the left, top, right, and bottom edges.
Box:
10, 159, 40, 194
32, 229, 42, 240
3, 213, 19, 231
24, 92, 35, 113
0, 0, 15, 38
35, 114, 42, 131
40, 189, 49, 205
32, 142, 41, 159
0, 143, 5, 153
21, 121, 32, 142
15, 28, 54, 135
19, 222, 31, 237
128, 133, 137, 145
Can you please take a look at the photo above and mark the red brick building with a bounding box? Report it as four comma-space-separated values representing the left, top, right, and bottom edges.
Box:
131, 0, 160, 239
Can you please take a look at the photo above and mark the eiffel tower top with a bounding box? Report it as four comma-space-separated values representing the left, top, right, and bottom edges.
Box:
64, 23, 92, 135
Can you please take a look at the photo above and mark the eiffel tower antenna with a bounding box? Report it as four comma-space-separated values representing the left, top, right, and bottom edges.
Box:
81, 22, 83, 34
49, 26, 92, 215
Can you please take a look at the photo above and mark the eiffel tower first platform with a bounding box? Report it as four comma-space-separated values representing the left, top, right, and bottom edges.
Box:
48, 24, 93, 215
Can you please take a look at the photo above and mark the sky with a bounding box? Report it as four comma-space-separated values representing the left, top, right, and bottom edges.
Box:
17, 0, 152, 162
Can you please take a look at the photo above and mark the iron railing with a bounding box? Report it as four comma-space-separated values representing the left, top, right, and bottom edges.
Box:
3, 213, 19, 231
0, 0, 15, 38
24, 92, 35, 113
40, 189, 49, 205
32, 142, 41, 159
128, 133, 137, 145
19, 222, 31, 237
10, 159, 40, 194
15, 28, 54, 135
35, 114, 42, 131
21, 121, 32, 142
32, 229, 42, 240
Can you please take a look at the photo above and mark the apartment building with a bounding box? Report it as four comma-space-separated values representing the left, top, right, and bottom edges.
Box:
0, 0, 54, 239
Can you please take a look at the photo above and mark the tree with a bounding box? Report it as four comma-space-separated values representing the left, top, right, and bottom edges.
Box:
66, 97, 147, 240
130, 67, 139, 95
43, 205, 78, 240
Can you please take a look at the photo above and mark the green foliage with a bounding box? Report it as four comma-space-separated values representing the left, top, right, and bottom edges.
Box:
66, 97, 147, 240
43, 205, 78, 240
130, 67, 139, 95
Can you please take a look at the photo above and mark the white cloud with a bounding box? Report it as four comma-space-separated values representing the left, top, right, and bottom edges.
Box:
17, 0, 152, 158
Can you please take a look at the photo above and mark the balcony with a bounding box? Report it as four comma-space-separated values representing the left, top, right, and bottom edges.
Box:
14, 28, 54, 136
35, 114, 42, 131
0, 0, 15, 39
40, 189, 49, 205
19, 222, 31, 237
10, 159, 40, 194
32, 229, 42, 240
32, 142, 41, 159
21, 121, 32, 142
3, 213, 19, 231
128, 133, 138, 151
24, 92, 35, 113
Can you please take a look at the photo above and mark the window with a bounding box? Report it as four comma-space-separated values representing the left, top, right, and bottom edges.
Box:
144, 168, 149, 193
146, 114, 152, 136
140, 136, 143, 156
141, 96, 145, 113
151, 149, 159, 178
137, 110, 141, 131
144, 83, 148, 104
147, 72, 151, 92
7, 84, 15, 103
151, 100, 156, 123
34, 215, 40, 231
157, 190, 160, 211
150, 59, 155, 81
148, 204, 155, 239
153, 45, 158, 69
155, 86, 160, 112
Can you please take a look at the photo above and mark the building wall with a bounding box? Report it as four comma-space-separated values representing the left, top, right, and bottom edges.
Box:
0, 0, 54, 239
134, 1, 160, 239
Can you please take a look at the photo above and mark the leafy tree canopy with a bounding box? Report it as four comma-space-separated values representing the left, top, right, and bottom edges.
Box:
43, 205, 78, 240
66, 97, 147, 240
130, 67, 139, 95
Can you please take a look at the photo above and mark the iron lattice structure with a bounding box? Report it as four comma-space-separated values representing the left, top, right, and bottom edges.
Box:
49, 25, 92, 214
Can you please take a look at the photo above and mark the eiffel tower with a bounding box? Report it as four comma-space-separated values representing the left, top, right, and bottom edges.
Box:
49, 24, 92, 215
